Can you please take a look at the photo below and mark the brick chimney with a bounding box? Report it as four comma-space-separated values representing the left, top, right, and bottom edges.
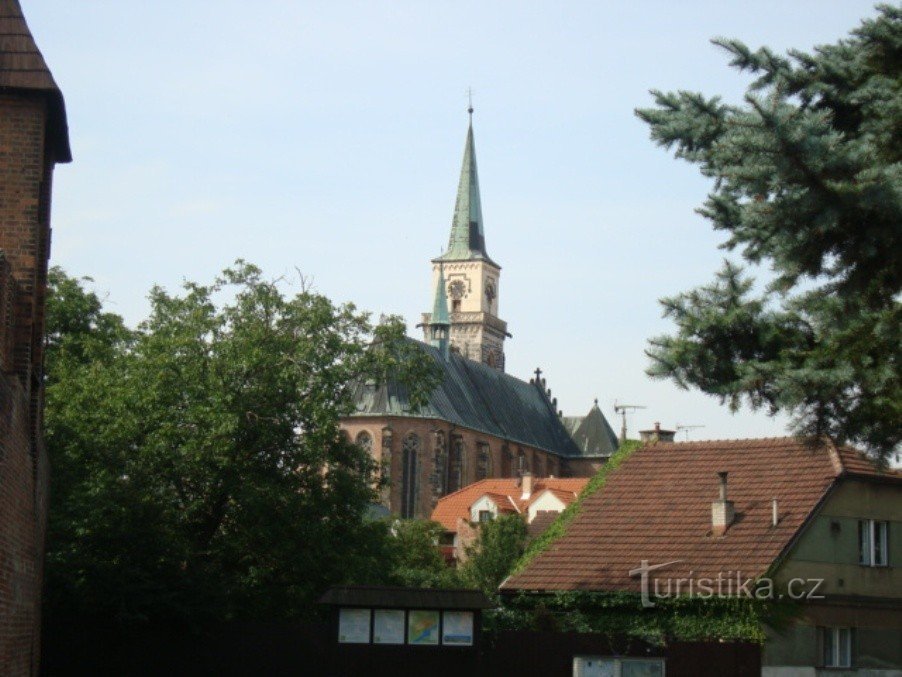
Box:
711, 471, 735, 536
520, 472, 534, 500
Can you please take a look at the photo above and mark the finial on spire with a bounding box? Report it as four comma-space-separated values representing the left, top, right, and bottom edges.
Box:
467, 87, 474, 117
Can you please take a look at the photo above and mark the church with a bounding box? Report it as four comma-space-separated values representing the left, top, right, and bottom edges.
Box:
340, 112, 618, 519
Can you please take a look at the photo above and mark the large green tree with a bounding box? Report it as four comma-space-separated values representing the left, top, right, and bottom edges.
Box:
44, 263, 436, 625
636, 6, 901, 460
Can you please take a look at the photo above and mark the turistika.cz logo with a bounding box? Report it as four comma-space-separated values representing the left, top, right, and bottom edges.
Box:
628, 559, 825, 608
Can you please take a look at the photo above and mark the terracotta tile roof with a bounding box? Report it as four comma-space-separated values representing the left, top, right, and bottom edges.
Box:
539, 487, 580, 505
527, 511, 560, 540
503, 437, 898, 593
0, 0, 70, 161
430, 477, 589, 532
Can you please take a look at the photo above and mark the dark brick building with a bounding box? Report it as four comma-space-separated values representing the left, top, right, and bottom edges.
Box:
0, 1, 70, 675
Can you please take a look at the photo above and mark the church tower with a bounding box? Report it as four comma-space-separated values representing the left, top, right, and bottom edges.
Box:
422, 110, 509, 370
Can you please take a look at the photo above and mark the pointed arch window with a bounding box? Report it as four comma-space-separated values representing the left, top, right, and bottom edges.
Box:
447, 436, 466, 493
476, 442, 492, 480
401, 433, 421, 518
355, 431, 373, 455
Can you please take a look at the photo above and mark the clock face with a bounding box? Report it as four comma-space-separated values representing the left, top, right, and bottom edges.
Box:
448, 279, 466, 300
485, 280, 496, 302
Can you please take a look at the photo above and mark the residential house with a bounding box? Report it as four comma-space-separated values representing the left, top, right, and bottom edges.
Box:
502, 437, 902, 675
431, 473, 588, 563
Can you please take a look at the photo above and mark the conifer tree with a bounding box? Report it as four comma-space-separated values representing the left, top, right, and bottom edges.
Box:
636, 6, 900, 461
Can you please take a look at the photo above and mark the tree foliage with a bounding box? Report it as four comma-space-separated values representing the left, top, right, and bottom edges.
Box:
460, 514, 528, 596
384, 520, 461, 588
44, 263, 438, 625
635, 6, 901, 460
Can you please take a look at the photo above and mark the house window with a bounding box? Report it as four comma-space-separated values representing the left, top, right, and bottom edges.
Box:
821, 627, 853, 668
478, 510, 492, 523
858, 519, 889, 566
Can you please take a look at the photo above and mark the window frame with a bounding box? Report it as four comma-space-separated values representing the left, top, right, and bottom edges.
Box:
820, 626, 853, 668
858, 519, 889, 567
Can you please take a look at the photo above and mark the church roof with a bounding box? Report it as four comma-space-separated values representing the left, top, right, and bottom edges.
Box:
561, 402, 619, 458
0, 0, 70, 161
434, 117, 498, 267
350, 340, 594, 458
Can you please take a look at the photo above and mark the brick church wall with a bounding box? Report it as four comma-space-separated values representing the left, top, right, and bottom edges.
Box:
342, 417, 572, 519
0, 91, 56, 677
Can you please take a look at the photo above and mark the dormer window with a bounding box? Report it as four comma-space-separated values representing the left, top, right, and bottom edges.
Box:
478, 510, 492, 523
858, 519, 888, 566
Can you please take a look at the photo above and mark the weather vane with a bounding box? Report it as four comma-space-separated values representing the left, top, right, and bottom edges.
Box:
467, 87, 474, 116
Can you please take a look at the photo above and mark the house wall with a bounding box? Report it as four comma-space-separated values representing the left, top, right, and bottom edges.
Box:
774, 481, 902, 599
341, 416, 572, 519
765, 479, 902, 674
526, 491, 566, 522
470, 495, 503, 522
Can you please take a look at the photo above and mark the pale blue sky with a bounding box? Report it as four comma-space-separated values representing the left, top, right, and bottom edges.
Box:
27, 1, 880, 440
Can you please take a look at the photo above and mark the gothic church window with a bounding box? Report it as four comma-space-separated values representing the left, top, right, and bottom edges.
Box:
447, 436, 466, 493
430, 431, 447, 498
476, 443, 491, 480
401, 433, 420, 518
355, 431, 372, 454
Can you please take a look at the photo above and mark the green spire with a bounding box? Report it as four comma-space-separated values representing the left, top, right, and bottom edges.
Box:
429, 264, 450, 358
435, 114, 498, 266
432, 264, 450, 325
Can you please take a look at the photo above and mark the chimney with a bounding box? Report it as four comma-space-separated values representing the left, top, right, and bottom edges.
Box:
520, 472, 534, 500
711, 471, 735, 536
772, 498, 779, 527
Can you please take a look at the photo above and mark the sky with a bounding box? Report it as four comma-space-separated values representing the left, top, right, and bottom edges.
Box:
25, 0, 882, 441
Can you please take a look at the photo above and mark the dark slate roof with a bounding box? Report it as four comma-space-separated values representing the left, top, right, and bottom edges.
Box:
351, 340, 587, 458
319, 586, 493, 610
0, 0, 70, 162
561, 403, 619, 458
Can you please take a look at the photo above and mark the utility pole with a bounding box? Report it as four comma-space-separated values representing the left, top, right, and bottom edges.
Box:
613, 401, 646, 442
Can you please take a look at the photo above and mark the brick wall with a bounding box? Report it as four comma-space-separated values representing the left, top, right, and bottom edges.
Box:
342, 417, 577, 519
0, 91, 56, 677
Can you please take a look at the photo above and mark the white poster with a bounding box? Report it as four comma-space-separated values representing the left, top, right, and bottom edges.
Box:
338, 608, 370, 644
441, 611, 474, 646
373, 609, 405, 644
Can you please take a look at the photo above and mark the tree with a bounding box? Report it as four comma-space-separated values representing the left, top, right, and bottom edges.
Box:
385, 520, 461, 588
43, 263, 438, 625
635, 6, 901, 460
460, 514, 528, 596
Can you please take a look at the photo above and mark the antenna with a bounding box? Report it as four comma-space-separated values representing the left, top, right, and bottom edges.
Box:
613, 400, 646, 443
675, 424, 705, 441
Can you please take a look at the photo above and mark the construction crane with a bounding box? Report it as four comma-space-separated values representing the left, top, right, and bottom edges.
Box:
613, 401, 646, 442
675, 424, 705, 441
